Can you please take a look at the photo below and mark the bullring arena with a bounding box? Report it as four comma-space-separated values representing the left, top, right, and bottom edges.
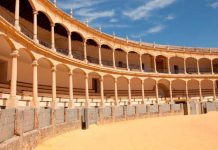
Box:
0, 0, 218, 150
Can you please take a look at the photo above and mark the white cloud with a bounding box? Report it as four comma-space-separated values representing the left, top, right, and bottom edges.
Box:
165, 14, 175, 20
109, 18, 119, 23
123, 0, 176, 20
131, 24, 165, 38
209, 2, 218, 9
147, 25, 165, 33
76, 8, 115, 22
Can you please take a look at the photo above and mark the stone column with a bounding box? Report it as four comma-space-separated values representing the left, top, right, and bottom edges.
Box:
211, 59, 214, 74
99, 46, 102, 66
126, 52, 129, 70
213, 80, 217, 101
185, 81, 189, 101
33, 10, 38, 43
84, 41, 88, 62
68, 32, 72, 58
184, 58, 187, 74
100, 76, 104, 107
155, 80, 159, 104
154, 56, 157, 73
197, 59, 200, 74
15, 0, 20, 31
85, 74, 89, 107
114, 78, 118, 105
68, 71, 74, 108
141, 80, 145, 104
168, 57, 171, 74
51, 66, 57, 108
7, 50, 19, 108
199, 81, 202, 101
128, 79, 132, 105
140, 54, 143, 72
51, 23, 55, 51
32, 60, 39, 108
113, 49, 116, 68
169, 81, 173, 103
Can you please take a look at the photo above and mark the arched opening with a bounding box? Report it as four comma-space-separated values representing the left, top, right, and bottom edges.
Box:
88, 72, 101, 107
56, 64, 70, 107
73, 68, 86, 107
131, 78, 142, 104
188, 80, 200, 100
172, 79, 186, 101
199, 58, 211, 74
128, 51, 140, 71
37, 58, 53, 107
186, 57, 197, 74
71, 32, 84, 61
101, 45, 113, 67
117, 77, 128, 105
17, 49, 34, 106
0, 0, 15, 24
144, 78, 156, 104
201, 80, 213, 101
158, 79, 170, 102
213, 59, 218, 74
103, 75, 115, 106
0, 0, 34, 38
141, 54, 154, 72
115, 49, 127, 69
156, 55, 168, 73
170, 57, 184, 74
54, 23, 68, 55
37, 11, 52, 48
86, 39, 99, 64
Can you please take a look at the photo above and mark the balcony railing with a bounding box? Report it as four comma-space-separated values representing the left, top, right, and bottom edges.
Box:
102, 60, 113, 67
171, 69, 185, 74
129, 64, 141, 71
200, 68, 212, 74
157, 69, 168, 73
187, 68, 198, 74
87, 56, 99, 65
56, 48, 68, 56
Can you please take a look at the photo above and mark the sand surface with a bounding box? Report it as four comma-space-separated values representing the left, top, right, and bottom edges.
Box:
35, 113, 218, 150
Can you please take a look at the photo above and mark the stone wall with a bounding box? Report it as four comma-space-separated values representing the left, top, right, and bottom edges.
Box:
0, 102, 217, 150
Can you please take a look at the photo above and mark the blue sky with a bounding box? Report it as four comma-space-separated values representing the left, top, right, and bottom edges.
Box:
55, 0, 218, 48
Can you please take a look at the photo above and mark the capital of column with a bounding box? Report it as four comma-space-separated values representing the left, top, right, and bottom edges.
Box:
33, 10, 38, 15
114, 78, 117, 83
51, 66, 56, 72
68, 32, 71, 36
68, 70, 73, 76
32, 60, 38, 67
51, 23, 55, 27
85, 73, 89, 79
10, 50, 19, 58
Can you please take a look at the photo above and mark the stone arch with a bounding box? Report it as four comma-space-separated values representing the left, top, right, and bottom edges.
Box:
115, 48, 127, 69
101, 44, 113, 67
201, 79, 213, 99
170, 56, 184, 74
156, 55, 168, 73
172, 79, 186, 100
186, 57, 197, 74
86, 39, 100, 64
0, 34, 16, 51
158, 79, 170, 99
117, 76, 128, 103
144, 78, 156, 102
199, 58, 212, 74
187, 79, 200, 99
141, 53, 155, 72
128, 51, 140, 71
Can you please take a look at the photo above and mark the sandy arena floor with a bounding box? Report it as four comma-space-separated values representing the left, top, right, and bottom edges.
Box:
35, 112, 218, 150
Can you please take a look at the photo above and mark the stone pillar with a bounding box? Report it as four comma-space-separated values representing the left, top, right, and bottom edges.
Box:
68, 71, 74, 108
213, 80, 217, 101
141, 80, 145, 104
100, 76, 104, 107
155, 80, 159, 104
99, 46, 102, 66
199, 81, 202, 101
15, 0, 20, 31
68, 32, 72, 58
126, 52, 129, 70
184, 58, 187, 74
185, 81, 189, 101
84, 41, 87, 62
7, 50, 19, 108
51, 23, 55, 51
51, 66, 57, 108
168, 57, 171, 74
113, 49, 116, 68
85, 74, 89, 107
197, 59, 200, 74
32, 60, 39, 108
154, 56, 157, 73
128, 79, 132, 105
169, 81, 173, 103
140, 54, 143, 72
33, 10, 38, 43
211, 59, 214, 74
114, 78, 118, 105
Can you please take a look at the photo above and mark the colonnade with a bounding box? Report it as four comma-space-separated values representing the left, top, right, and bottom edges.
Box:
6, 50, 218, 109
